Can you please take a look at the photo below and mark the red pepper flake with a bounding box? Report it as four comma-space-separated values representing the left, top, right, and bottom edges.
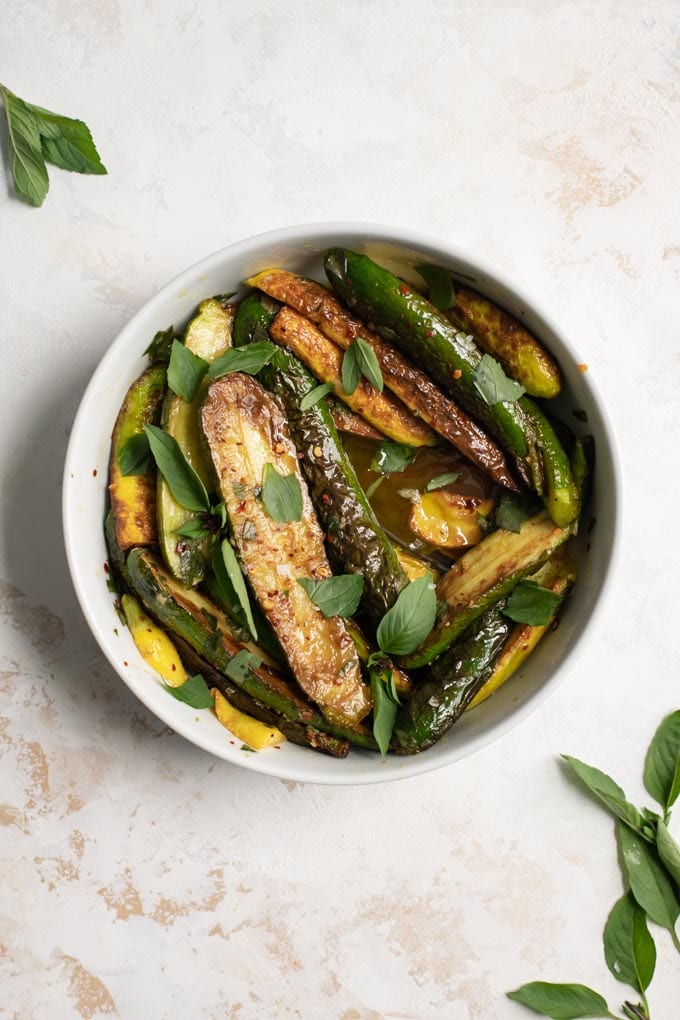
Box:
453, 369, 462, 379
321, 492, 331, 505
92, 468, 97, 477
577, 363, 588, 373
236, 500, 247, 513
103, 562, 110, 573
399, 283, 410, 294
425, 329, 435, 337
123, 661, 128, 667
171, 663, 176, 671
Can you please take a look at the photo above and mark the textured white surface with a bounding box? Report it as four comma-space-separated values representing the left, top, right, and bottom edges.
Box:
1, 1, 679, 1017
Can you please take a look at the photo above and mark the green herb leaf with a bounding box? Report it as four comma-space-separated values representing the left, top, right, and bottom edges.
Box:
145, 326, 177, 363
424, 471, 461, 492
299, 382, 334, 411
364, 477, 384, 500
376, 574, 437, 656
370, 665, 399, 757
341, 338, 384, 395
473, 353, 526, 405
643, 710, 680, 815
143, 424, 210, 513
414, 263, 456, 311
369, 440, 417, 476
225, 649, 262, 683
21, 98, 106, 175
118, 433, 152, 476
603, 893, 656, 993
213, 540, 258, 641
163, 674, 214, 709
261, 463, 303, 523
208, 341, 278, 378
3, 92, 49, 206
506, 982, 612, 1018
617, 820, 680, 933
655, 818, 680, 887
495, 491, 535, 532
173, 518, 210, 540
167, 339, 209, 402
504, 581, 562, 626
561, 756, 646, 835
297, 574, 364, 618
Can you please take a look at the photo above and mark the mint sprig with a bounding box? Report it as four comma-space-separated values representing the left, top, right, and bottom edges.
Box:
1, 85, 106, 207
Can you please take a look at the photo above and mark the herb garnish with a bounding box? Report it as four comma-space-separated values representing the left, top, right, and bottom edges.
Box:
297, 574, 364, 618
261, 463, 303, 523
1, 84, 106, 206
163, 674, 214, 709
143, 424, 210, 513
167, 339, 209, 402
341, 338, 384, 395
473, 353, 526, 405
145, 326, 177, 364
208, 341, 279, 379
225, 649, 262, 683
370, 662, 401, 758
425, 471, 461, 492
494, 490, 535, 533
376, 574, 437, 657
213, 539, 258, 641
118, 433, 152, 476
369, 440, 416, 476
299, 382, 334, 411
504, 580, 562, 626
414, 263, 456, 311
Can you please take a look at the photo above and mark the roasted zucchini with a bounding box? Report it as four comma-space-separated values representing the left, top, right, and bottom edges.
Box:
200, 373, 371, 726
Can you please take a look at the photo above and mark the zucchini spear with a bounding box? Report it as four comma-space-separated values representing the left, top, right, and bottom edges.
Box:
247, 268, 520, 492
325, 249, 579, 528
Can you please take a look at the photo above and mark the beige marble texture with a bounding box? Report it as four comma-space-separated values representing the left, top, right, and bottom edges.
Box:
1, 1, 679, 1016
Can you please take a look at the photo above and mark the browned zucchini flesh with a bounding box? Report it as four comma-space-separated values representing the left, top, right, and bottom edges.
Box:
200, 373, 371, 726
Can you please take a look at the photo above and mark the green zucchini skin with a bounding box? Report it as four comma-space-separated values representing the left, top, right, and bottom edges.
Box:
393, 606, 511, 754
233, 293, 409, 620
570, 434, 594, 522
324, 249, 579, 525
125, 547, 378, 751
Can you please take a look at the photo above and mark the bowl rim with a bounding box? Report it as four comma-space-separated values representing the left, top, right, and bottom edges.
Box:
62, 220, 622, 785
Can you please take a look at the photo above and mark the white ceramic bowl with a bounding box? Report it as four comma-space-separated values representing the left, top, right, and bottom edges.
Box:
63, 223, 620, 785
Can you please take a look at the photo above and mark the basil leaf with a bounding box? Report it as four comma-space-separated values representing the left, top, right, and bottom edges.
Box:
213, 539, 258, 641
506, 982, 612, 1018
495, 491, 535, 533
370, 440, 417, 476
376, 574, 437, 656
297, 574, 364, 618
341, 338, 384, 395
603, 893, 656, 993
370, 666, 399, 757
208, 341, 278, 378
144, 424, 210, 513
643, 710, 680, 814
145, 326, 177, 363
414, 263, 456, 311
473, 353, 525, 405
167, 339, 209, 402
118, 433, 152, 476
225, 649, 262, 683
3, 92, 49, 206
504, 581, 562, 626
656, 818, 680, 887
163, 674, 214, 709
424, 471, 461, 492
561, 756, 646, 835
173, 518, 210, 540
617, 820, 680, 933
299, 382, 334, 411
261, 463, 303, 523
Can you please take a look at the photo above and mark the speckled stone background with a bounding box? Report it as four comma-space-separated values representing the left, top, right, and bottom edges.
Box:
2, 2, 679, 1017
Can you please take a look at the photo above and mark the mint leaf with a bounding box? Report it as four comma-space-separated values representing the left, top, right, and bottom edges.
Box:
376, 574, 437, 656
143, 424, 210, 513
167, 339, 209, 402
643, 710, 680, 815
506, 982, 612, 1018
369, 440, 416, 476
561, 755, 646, 836
656, 819, 680, 887
163, 674, 214, 709
341, 337, 384, 395
424, 471, 461, 492
297, 574, 364, 618
213, 539, 258, 641
370, 665, 399, 757
617, 820, 680, 934
225, 649, 262, 683
118, 433, 152, 476
3, 92, 49, 206
208, 341, 278, 378
603, 893, 656, 993
504, 581, 562, 626
473, 353, 525, 405
414, 263, 456, 311
299, 382, 334, 411
261, 463, 303, 523
145, 326, 177, 363
28, 101, 106, 175
495, 491, 535, 532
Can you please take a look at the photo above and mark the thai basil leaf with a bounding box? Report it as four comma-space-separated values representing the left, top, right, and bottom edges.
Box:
425, 471, 461, 492
561, 756, 646, 836
506, 981, 612, 1018
297, 574, 364, 619
163, 674, 214, 709
643, 710, 680, 815
603, 893, 655, 993
167, 339, 209, 402
118, 433, 152, 476
208, 341, 278, 379
143, 424, 210, 512
225, 650, 262, 683
414, 262, 456, 311
504, 581, 562, 626
617, 820, 680, 933
299, 382, 334, 411
341, 337, 384, 394
376, 574, 437, 656
261, 463, 303, 523
370, 440, 417, 475
213, 539, 258, 641
473, 353, 525, 405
